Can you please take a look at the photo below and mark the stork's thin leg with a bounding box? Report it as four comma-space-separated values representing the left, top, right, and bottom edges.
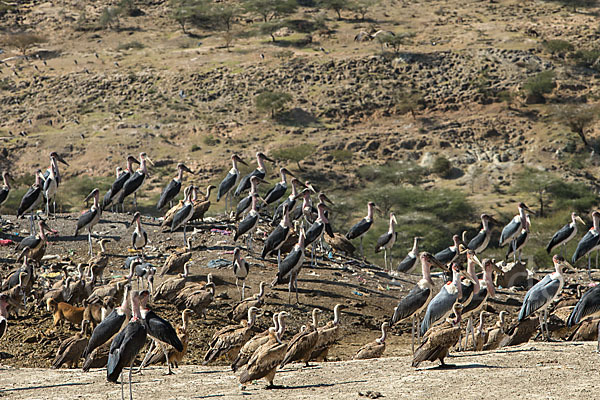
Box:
129, 363, 134, 400
295, 272, 299, 304
417, 316, 422, 344
539, 313, 545, 341
159, 342, 172, 375
120, 370, 125, 400
411, 315, 415, 354
288, 274, 293, 304
458, 330, 463, 352
544, 309, 550, 340
137, 340, 155, 373
183, 224, 188, 248
87, 228, 93, 256
277, 249, 281, 269
53, 199, 56, 219
384, 249, 387, 272
597, 320, 600, 352
360, 237, 364, 260
470, 317, 476, 351
46, 197, 49, 219
512, 239, 516, 262
235, 277, 240, 298
242, 281, 245, 300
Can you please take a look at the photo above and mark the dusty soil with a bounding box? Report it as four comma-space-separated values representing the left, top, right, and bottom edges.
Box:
1, 341, 599, 399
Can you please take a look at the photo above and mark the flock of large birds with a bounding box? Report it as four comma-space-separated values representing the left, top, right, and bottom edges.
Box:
2, 151, 600, 398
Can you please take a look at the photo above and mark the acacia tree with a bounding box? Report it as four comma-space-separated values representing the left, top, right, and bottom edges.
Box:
554, 103, 600, 148
255, 91, 292, 118
318, 0, 348, 20
244, 0, 297, 23
4, 32, 46, 56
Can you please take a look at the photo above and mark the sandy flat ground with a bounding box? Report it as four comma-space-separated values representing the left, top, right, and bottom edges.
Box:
1, 341, 599, 400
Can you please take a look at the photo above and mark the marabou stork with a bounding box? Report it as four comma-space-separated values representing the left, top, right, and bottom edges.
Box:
572, 210, 600, 279
434, 234, 462, 265
375, 212, 398, 272
547, 212, 585, 256
17, 169, 44, 234
345, 201, 380, 259
264, 167, 296, 210
499, 202, 533, 250
567, 283, 600, 351
390, 252, 448, 353
157, 163, 193, 210
234, 193, 262, 253
0, 171, 12, 218
75, 188, 102, 255
0, 294, 8, 341
397, 237, 422, 274
233, 247, 249, 300
103, 156, 139, 212
107, 290, 147, 400
170, 185, 195, 249
272, 228, 306, 304
42, 151, 69, 184
518, 255, 573, 341
130, 211, 148, 251
134, 262, 155, 292
42, 152, 69, 218
234, 152, 274, 197
305, 202, 334, 267
118, 152, 153, 210
462, 258, 502, 350
262, 203, 292, 268
505, 214, 530, 262
234, 176, 267, 221
137, 290, 184, 375
83, 284, 131, 361
217, 154, 248, 213
102, 166, 124, 211
466, 214, 499, 254
271, 178, 305, 226
420, 264, 475, 336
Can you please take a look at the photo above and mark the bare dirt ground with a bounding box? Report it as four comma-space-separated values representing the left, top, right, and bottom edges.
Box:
1, 341, 599, 400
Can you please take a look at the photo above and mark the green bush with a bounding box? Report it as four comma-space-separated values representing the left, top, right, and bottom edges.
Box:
543, 39, 574, 56
203, 135, 219, 146
431, 156, 451, 178
571, 49, 600, 71
272, 144, 315, 170
522, 70, 555, 103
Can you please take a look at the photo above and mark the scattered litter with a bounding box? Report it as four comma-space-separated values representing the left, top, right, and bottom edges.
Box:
211, 228, 231, 236
353, 291, 364, 296
41, 254, 60, 261
0, 239, 13, 246
207, 258, 231, 269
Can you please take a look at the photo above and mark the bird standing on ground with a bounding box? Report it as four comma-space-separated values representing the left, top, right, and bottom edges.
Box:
157, 163, 193, 210
217, 154, 248, 213
233, 247, 250, 300
106, 290, 147, 400
17, 169, 44, 234
375, 212, 398, 272
466, 214, 499, 254
518, 255, 572, 341
396, 237, 423, 274
130, 212, 148, 251
390, 252, 447, 353
346, 201, 379, 259
272, 228, 306, 304
547, 212, 585, 256
75, 188, 102, 256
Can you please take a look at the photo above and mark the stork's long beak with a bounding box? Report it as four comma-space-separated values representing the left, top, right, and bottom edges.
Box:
305, 182, 317, 193
83, 190, 95, 202
562, 261, 575, 272
392, 215, 398, 225
321, 193, 334, 205
472, 254, 484, 269
374, 205, 383, 214
576, 216, 586, 225
146, 156, 155, 166
57, 154, 69, 166
458, 244, 468, 254
522, 204, 536, 216
461, 270, 477, 284
238, 157, 249, 166
428, 256, 449, 272
182, 164, 193, 174
488, 216, 500, 225
284, 169, 297, 179
262, 154, 275, 163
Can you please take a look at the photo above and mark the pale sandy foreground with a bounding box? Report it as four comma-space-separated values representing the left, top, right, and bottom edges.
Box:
1, 342, 599, 399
